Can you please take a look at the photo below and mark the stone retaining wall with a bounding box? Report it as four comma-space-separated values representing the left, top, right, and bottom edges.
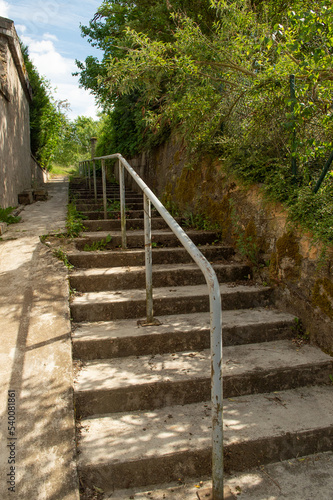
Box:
130, 139, 333, 353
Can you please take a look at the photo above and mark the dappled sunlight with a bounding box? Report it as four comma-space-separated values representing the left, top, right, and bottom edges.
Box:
0, 182, 78, 499
79, 402, 213, 464
76, 350, 211, 391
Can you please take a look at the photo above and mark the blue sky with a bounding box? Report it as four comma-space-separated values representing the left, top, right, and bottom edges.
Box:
0, 0, 102, 119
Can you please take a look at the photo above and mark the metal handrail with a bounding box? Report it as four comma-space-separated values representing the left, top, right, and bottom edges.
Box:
79, 154, 224, 499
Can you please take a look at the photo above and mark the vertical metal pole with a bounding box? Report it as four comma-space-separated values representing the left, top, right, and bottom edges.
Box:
210, 280, 223, 500
93, 160, 97, 202
313, 150, 333, 193
88, 161, 92, 192
119, 159, 127, 249
102, 159, 107, 220
290, 74, 297, 183
144, 193, 153, 323
85, 162, 88, 188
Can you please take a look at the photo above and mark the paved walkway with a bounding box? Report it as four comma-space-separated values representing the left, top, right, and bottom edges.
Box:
0, 178, 79, 500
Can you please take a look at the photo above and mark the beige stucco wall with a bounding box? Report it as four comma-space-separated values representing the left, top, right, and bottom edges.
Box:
0, 17, 32, 208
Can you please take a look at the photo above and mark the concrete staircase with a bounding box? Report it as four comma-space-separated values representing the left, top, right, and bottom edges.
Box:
68, 177, 333, 497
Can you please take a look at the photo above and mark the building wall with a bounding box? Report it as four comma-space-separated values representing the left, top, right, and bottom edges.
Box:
0, 16, 32, 208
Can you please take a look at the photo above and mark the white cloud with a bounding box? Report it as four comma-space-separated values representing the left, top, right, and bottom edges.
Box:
0, 0, 10, 18
16, 24, 27, 33
55, 83, 100, 120
21, 34, 76, 83
19, 32, 99, 120
44, 32, 58, 41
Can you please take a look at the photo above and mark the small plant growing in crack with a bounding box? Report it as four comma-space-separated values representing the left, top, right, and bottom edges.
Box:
291, 318, 310, 347
53, 249, 74, 269
83, 234, 112, 251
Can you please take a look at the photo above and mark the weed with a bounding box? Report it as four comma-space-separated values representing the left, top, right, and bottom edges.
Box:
164, 200, 180, 217
230, 205, 260, 268
182, 211, 219, 232
0, 207, 21, 224
107, 199, 123, 212
66, 202, 86, 238
329, 374, 333, 384
83, 234, 112, 251
53, 249, 74, 269
291, 318, 310, 347
107, 199, 127, 220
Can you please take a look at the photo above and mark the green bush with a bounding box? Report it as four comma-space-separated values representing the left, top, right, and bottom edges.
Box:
0, 207, 21, 224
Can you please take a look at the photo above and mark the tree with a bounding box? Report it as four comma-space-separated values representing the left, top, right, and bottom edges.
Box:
75, 0, 216, 155
22, 45, 68, 169
53, 116, 101, 166
76, 0, 333, 243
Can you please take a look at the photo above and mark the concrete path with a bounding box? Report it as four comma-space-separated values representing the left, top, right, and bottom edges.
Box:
0, 179, 79, 500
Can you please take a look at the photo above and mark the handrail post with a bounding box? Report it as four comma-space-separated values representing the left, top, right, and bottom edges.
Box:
210, 281, 223, 500
88, 161, 92, 192
93, 160, 97, 202
101, 159, 107, 220
119, 159, 127, 249
144, 193, 153, 323
85, 161, 88, 189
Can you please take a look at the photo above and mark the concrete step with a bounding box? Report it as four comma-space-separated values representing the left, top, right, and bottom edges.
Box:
82, 217, 182, 232
79, 209, 147, 220
72, 309, 296, 360
74, 196, 143, 205
70, 283, 273, 322
77, 385, 333, 492
74, 230, 221, 250
105, 451, 333, 500
76, 202, 144, 211
69, 263, 251, 292
74, 340, 333, 417
67, 245, 234, 268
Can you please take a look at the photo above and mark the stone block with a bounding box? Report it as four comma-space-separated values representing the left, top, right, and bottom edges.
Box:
33, 188, 48, 201
18, 189, 33, 205
0, 222, 7, 235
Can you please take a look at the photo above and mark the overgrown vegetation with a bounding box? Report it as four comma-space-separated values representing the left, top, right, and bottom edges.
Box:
53, 248, 74, 269
66, 203, 86, 238
0, 207, 21, 225
83, 234, 112, 251
76, 0, 333, 244
22, 44, 100, 170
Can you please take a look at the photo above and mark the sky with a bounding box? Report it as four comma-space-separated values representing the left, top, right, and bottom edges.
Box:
0, 0, 102, 120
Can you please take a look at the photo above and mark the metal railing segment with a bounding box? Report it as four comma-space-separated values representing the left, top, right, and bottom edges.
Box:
79, 153, 224, 499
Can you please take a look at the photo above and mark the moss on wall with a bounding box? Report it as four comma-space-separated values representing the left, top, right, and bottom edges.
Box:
269, 231, 302, 281
312, 278, 333, 319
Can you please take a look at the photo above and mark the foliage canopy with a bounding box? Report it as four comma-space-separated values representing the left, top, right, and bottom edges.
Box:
77, 0, 333, 243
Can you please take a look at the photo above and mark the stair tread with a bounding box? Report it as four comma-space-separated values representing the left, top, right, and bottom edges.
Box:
70, 262, 247, 278
72, 308, 295, 341
68, 244, 232, 257
77, 229, 219, 238
74, 340, 332, 393
77, 385, 333, 467
71, 282, 270, 304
